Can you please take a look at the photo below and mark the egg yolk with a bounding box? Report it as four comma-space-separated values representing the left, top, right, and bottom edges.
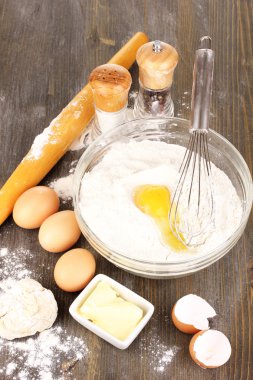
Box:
133, 185, 186, 252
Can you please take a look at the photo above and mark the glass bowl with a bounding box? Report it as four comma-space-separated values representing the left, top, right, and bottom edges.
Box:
73, 118, 252, 278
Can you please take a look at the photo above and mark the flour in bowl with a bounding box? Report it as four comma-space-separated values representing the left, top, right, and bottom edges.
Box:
79, 141, 242, 262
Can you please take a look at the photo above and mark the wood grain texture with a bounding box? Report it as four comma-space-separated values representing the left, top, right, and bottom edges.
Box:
0, 0, 252, 379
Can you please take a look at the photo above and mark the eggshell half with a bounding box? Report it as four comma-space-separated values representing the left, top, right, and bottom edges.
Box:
39, 210, 81, 252
189, 330, 232, 368
172, 305, 199, 334
13, 186, 59, 229
171, 294, 216, 334
54, 248, 96, 292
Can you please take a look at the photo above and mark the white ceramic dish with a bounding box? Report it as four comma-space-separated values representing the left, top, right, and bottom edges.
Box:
69, 274, 154, 349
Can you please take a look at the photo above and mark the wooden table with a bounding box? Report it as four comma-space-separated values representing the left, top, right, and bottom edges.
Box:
0, 1, 252, 379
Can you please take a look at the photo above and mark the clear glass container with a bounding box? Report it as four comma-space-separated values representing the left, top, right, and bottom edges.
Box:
133, 82, 174, 118
73, 118, 253, 279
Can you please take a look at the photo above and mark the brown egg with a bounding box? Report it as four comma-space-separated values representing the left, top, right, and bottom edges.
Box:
189, 330, 232, 368
13, 186, 59, 229
54, 248, 96, 292
39, 210, 81, 252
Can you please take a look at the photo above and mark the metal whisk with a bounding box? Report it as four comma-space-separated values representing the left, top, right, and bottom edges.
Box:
169, 36, 215, 246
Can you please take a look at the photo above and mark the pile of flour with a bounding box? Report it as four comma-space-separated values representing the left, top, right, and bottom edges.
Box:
48, 160, 77, 204
49, 174, 74, 204
0, 247, 89, 379
79, 140, 242, 262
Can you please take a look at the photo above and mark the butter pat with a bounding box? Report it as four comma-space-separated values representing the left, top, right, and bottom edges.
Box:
69, 274, 154, 349
78, 281, 143, 340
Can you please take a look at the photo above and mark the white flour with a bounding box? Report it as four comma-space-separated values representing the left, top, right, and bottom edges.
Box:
0, 279, 58, 340
0, 247, 89, 379
25, 115, 61, 160
25, 96, 85, 159
48, 160, 77, 203
79, 140, 242, 262
49, 174, 74, 203
0, 247, 33, 286
139, 330, 180, 373
0, 247, 8, 257
0, 325, 89, 380
69, 129, 89, 151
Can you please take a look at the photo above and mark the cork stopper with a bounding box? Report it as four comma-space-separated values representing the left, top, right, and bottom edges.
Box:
89, 64, 132, 112
136, 40, 179, 90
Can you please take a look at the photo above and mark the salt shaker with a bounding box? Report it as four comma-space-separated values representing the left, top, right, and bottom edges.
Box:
89, 64, 132, 139
134, 40, 179, 118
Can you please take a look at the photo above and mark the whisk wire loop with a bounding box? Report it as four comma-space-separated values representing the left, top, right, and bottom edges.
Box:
169, 131, 214, 246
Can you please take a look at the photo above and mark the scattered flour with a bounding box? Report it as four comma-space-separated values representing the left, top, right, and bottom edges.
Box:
73, 110, 81, 119
175, 91, 191, 118
128, 90, 138, 109
0, 247, 33, 286
0, 325, 89, 380
29, 125, 54, 159
0, 247, 8, 257
0, 246, 89, 379
79, 140, 243, 262
25, 115, 61, 160
69, 127, 91, 151
139, 332, 180, 373
176, 90, 215, 120
69, 135, 86, 151
155, 349, 179, 372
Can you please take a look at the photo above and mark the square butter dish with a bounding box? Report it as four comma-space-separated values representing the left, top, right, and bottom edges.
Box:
69, 274, 154, 349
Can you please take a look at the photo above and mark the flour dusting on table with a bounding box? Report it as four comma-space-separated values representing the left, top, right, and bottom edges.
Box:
0, 247, 33, 288
0, 326, 89, 380
0, 246, 89, 379
139, 331, 180, 373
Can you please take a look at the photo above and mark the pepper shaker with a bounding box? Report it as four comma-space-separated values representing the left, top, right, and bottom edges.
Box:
134, 40, 179, 118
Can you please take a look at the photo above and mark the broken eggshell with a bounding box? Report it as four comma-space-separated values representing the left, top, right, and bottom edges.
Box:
171, 294, 216, 334
189, 329, 232, 368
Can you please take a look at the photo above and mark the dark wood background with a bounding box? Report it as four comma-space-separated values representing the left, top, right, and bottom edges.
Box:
0, 1, 252, 379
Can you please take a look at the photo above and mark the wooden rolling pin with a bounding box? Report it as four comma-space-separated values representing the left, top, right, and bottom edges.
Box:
0, 32, 148, 225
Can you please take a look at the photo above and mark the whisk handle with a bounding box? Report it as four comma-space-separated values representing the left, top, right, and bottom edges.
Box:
190, 37, 214, 132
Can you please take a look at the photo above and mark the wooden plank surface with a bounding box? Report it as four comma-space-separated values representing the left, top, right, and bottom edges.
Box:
0, 0, 252, 379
